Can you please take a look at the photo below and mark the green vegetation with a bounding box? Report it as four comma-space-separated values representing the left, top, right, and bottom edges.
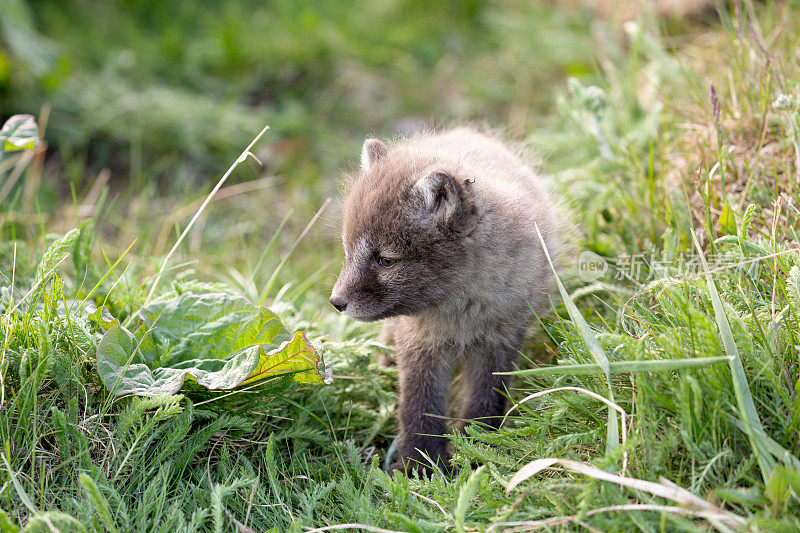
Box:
95, 291, 330, 396
1, 0, 799, 530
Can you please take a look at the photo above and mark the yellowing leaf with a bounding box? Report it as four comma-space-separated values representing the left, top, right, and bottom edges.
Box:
243, 330, 331, 386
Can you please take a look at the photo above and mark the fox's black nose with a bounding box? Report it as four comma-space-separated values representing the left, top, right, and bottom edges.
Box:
329, 296, 348, 312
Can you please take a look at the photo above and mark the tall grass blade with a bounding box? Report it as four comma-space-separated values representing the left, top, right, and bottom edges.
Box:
258, 197, 331, 305
145, 124, 270, 305
535, 225, 619, 462
502, 386, 629, 472
505, 458, 745, 530
0, 451, 36, 514
499, 356, 732, 376
728, 416, 800, 470
692, 230, 775, 482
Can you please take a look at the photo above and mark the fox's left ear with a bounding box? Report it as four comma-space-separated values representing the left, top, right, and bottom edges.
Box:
409, 170, 466, 224
361, 138, 388, 173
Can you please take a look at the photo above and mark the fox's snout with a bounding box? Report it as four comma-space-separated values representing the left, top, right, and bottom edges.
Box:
330, 265, 353, 313
329, 295, 347, 312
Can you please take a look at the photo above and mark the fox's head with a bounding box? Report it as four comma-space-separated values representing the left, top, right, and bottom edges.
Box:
330, 137, 479, 321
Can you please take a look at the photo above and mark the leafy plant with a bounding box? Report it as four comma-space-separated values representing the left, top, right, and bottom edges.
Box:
0, 114, 38, 153
96, 292, 331, 396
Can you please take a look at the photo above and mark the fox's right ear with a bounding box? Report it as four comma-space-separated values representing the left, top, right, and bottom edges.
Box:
361, 138, 388, 173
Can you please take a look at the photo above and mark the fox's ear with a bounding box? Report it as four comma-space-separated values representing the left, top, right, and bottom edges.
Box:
409, 170, 463, 223
360, 138, 388, 172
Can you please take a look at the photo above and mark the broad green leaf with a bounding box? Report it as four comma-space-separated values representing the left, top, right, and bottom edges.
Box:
0, 114, 39, 152
96, 292, 331, 396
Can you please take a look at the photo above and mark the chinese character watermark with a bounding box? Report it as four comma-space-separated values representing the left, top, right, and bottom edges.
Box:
576, 252, 760, 283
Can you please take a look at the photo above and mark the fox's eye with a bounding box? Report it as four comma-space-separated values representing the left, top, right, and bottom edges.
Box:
377, 257, 397, 268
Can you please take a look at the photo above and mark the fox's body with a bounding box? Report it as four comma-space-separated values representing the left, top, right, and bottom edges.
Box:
331, 128, 559, 474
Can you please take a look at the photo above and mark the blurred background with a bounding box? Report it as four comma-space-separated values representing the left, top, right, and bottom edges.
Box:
0, 0, 714, 304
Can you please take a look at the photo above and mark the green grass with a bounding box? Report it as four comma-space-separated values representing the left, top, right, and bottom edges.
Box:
2, 1, 800, 531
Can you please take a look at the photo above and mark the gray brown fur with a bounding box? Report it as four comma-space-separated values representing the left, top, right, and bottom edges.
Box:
330, 127, 560, 475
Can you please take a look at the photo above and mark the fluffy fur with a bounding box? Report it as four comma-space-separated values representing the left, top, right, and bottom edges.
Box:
331, 127, 560, 474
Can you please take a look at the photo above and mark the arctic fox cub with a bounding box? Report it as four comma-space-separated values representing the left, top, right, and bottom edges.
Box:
330, 128, 560, 474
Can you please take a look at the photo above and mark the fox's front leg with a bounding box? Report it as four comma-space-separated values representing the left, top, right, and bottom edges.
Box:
458, 335, 522, 432
389, 343, 452, 475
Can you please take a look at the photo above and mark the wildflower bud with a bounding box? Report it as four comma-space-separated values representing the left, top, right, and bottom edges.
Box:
583, 86, 607, 115
710, 84, 721, 121
773, 94, 794, 110
623, 21, 639, 36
